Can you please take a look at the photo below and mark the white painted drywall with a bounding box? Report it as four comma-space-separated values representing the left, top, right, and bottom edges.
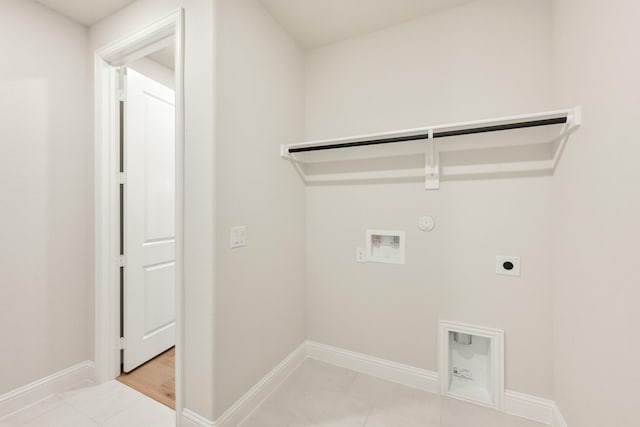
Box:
35, 0, 137, 26
258, 0, 477, 49
551, 0, 640, 425
213, 0, 306, 417
128, 57, 175, 90
304, 0, 556, 398
89, 0, 216, 419
0, 0, 91, 394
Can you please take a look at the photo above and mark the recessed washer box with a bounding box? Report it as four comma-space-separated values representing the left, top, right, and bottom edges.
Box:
439, 321, 505, 409
366, 230, 405, 264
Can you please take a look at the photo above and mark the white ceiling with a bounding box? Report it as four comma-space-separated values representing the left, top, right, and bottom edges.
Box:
148, 46, 176, 71
35, 0, 136, 26
258, 0, 477, 49
35, 0, 476, 44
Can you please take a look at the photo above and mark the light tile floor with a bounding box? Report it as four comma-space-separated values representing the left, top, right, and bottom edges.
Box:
0, 381, 174, 427
1, 360, 549, 427
241, 359, 549, 427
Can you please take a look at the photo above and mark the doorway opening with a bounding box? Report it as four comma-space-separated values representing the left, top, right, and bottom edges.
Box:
94, 9, 184, 420
115, 50, 177, 409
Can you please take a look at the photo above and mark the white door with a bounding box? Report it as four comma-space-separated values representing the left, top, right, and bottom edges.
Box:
123, 68, 176, 372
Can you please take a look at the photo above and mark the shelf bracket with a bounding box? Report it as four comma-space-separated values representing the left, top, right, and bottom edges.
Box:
281, 144, 307, 183
424, 129, 440, 190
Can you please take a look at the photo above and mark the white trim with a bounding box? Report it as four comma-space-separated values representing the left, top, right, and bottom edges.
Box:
93, 8, 186, 425
227, 343, 307, 426
0, 346, 561, 427
552, 403, 569, 427
178, 342, 558, 427
0, 361, 94, 420
0, 344, 561, 427
181, 409, 216, 427
504, 390, 554, 425
94, 53, 121, 384
307, 341, 556, 426
306, 341, 439, 393
179, 343, 306, 427
438, 320, 505, 409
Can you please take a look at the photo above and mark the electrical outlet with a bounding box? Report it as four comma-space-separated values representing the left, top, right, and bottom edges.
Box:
356, 247, 366, 263
496, 256, 520, 276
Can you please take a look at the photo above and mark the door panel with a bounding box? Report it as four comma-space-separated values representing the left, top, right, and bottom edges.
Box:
124, 68, 176, 372
144, 93, 175, 242
143, 262, 176, 337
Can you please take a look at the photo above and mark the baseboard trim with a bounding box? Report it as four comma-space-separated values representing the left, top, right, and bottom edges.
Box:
181, 408, 216, 427
218, 342, 307, 427
552, 403, 568, 427
0, 347, 566, 427
0, 361, 94, 420
179, 343, 568, 427
306, 341, 560, 426
504, 390, 554, 425
306, 341, 440, 393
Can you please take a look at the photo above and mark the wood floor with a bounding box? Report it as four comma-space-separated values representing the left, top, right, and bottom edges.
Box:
117, 347, 175, 409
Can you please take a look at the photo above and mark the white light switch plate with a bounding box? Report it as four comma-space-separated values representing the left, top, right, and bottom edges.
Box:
356, 247, 366, 263
231, 226, 247, 248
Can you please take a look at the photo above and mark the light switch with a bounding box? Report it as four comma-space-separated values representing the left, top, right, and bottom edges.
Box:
230, 226, 247, 248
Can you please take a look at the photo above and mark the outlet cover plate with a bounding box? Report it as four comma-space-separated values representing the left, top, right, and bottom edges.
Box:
496, 256, 520, 276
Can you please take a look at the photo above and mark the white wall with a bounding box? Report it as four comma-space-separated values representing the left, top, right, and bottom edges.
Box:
89, 0, 217, 419
213, 0, 306, 417
0, 0, 91, 395
305, 0, 556, 398
551, 0, 640, 425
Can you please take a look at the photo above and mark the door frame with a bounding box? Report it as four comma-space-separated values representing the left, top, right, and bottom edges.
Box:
93, 9, 185, 419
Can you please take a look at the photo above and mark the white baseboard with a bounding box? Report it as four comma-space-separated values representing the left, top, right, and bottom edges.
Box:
307, 341, 560, 426
306, 341, 440, 394
552, 403, 568, 427
0, 361, 94, 420
504, 390, 554, 425
181, 408, 216, 427
180, 343, 567, 427
0, 346, 566, 427
219, 342, 307, 427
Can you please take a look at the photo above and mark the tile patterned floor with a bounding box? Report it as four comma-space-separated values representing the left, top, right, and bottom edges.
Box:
241, 359, 549, 427
0, 381, 174, 427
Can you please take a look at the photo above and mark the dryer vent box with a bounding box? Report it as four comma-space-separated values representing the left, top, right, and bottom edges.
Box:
366, 230, 405, 264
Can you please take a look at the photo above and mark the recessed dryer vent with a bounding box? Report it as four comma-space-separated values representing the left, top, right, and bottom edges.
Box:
439, 321, 505, 409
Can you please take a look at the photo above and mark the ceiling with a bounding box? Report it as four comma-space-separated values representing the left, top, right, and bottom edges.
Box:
148, 46, 176, 71
35, 0, 476, 44
258, 0, 477, 49
35, 0, 136, 26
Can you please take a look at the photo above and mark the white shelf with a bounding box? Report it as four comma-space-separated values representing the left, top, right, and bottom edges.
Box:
281, 107, 581, 190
